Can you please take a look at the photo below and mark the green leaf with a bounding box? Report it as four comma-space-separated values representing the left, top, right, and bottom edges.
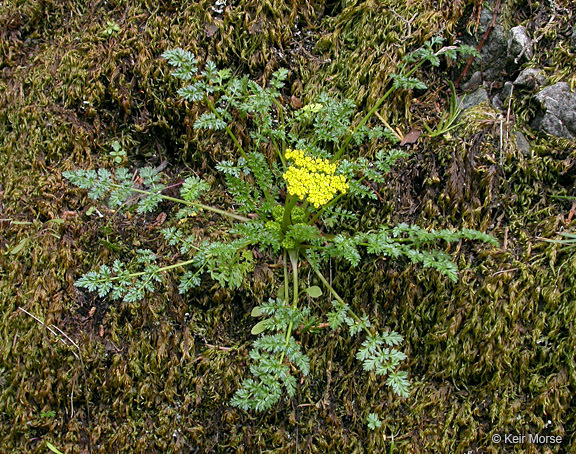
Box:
386, 371, 410, 397
180, 176, 210, 202
367, 413, 382, 430
303, 286, 322, 298
162, 48, 198, 80
8, 238, 29, 255
381, 330, 404, 346
285, 224, 322, 245
251, 306, 263, 317
46, 442, 65, 454
194, 112, 227, 130
139, 166, 161, 186
162, 48, 196, 67
328, 234, 361, 266
277, 286, 285, 301
391, 74, 427, 90
251, 319, 272, 335
136, 192, 163, 214
327, 300, 352, 330
178, 271, 201, 294
178, 83, 206, 102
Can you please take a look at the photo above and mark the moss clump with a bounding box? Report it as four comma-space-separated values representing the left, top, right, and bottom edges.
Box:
1, 0, 576, 452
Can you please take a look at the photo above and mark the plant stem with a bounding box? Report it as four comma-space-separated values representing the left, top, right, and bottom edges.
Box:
281, 195, 298, 233
289, 249, 299, 309
279, 249, 299, 364
333, 60, 425, 161
271, 136, 286, 170
270, 98, 288, 169
114, 184, 250, 223
283, 250, 290, 303
94, 258, 199, 284
272, 98, 286, 131
308, 176, 367, 225
205, 97, 249, 161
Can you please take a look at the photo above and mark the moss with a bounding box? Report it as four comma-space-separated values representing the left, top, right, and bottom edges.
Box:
2, 0, 576, 452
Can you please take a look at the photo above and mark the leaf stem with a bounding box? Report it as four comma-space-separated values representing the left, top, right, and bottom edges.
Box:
308, 176, 367, 225
113, 184, 250, 223
281, 195, 298, 233
283, 250, 290, 303
333, 60, 426, 161
303, 251, 409, 385
95, 258, 199, 284
205, 97, 249, 161
280, 249, 299, 364
303, 253, 362, 324
302, 251, 394, 340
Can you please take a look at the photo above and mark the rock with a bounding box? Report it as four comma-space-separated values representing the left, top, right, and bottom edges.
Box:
507, 26, 533, 64
476, 7, 508, 81
514, 131, 531, 156
513, 68, 547, 89
492, 93, 504, 110
501, 81, 514, 100
462, 8, 534, 82
494, 82, 517, 110
531, 82, 576, 139
461, 71, 483, 93
460, 87, 489, 111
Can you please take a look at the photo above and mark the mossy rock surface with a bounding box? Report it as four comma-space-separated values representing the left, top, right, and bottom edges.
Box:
1, 0, 575, 452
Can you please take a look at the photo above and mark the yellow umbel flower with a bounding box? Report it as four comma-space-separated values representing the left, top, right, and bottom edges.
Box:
282, 149, 348, 208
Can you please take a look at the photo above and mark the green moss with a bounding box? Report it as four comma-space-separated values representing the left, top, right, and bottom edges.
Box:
2, 0, 576, 452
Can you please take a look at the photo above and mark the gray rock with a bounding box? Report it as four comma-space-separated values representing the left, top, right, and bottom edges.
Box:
460, 4, 537, 82
501, 81, 514, 100
460, 87, 489, 111
461, 71, 483, 93
514, 131, 531, 156
476, 8, 508, 81
513, 68, 547, 89
460, 0, 543, 83
507, 26, 533, 64
492, 93, 505, 110
531, 82, 576, 139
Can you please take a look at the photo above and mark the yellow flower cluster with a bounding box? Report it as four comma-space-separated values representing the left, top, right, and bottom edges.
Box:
282, 149, 348, 208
